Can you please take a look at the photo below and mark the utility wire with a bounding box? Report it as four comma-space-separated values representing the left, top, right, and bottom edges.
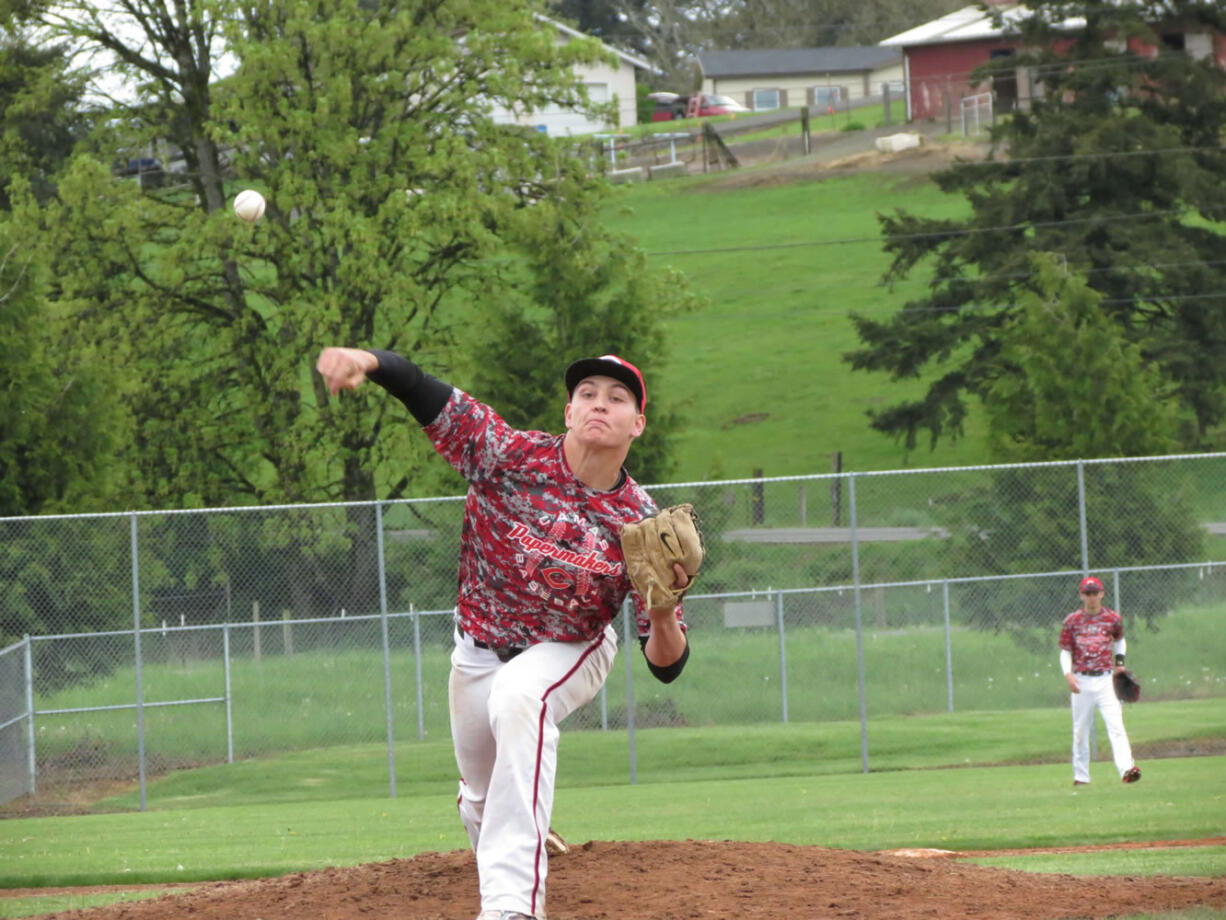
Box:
677, 258, 1226, 310
645, 206, 1215, 256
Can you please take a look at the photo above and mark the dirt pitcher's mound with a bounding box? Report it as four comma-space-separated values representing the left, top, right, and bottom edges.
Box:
29, 839, 1226, 920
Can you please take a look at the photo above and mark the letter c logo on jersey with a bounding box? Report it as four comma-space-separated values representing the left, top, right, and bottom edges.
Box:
542, 567, 573, 590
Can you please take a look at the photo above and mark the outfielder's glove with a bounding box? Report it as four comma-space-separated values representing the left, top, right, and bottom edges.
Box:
1113, 668, 1141, 703
621, 503, 704, 610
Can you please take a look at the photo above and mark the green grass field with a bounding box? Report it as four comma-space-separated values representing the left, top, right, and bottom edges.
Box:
8, 610, 1223, 915
25, 604, 1226, 769
1, 729, 1223, 916
601, 163, 983, 482
5, 131, 1226, 920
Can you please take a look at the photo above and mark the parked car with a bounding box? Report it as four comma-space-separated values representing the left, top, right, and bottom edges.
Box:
647, 91, 749, 122
113, 156, 166, 189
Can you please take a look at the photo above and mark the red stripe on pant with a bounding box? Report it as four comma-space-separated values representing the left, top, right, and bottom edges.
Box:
527, 633, 607, 917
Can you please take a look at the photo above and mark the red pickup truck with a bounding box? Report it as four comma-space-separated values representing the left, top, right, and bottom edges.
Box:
648, 92, 749, 122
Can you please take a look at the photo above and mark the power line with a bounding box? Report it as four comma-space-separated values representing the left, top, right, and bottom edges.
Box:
582, 2, 1192, 44
678, 258, 1226, 313
645, 206, 1205, 256
847, 289, 1226, 319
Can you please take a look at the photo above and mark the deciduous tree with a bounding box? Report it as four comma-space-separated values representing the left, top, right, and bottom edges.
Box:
15, 0, 699, 624
23, 0, 694, 508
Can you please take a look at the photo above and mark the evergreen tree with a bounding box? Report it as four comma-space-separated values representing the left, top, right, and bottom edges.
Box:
0, 37, 91, 209
983, 253, 1182, 462
933, 256, 1202, 632
844, 0, 1226, 454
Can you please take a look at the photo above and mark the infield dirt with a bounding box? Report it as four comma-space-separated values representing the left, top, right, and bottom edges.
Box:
12, 837, 1226, 920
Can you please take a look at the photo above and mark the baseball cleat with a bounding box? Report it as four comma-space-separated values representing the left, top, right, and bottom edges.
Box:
1073, 780, 1089, 786
1122, 766, 1141, 784
475, 912, 537, 920
544, 828, 568, 856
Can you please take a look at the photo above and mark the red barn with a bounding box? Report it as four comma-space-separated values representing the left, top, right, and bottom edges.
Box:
879, 2, 1226, 123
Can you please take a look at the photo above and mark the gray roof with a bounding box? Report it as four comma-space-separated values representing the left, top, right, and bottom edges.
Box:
697, 46, 901, 78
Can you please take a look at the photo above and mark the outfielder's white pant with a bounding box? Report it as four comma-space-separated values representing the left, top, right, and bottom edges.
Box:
450, 624, 617, 918
1070, 672, 1134, 783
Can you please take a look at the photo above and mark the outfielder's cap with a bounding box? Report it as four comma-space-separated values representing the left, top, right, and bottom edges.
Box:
565, 355, 646, 410
1079, 576, 1104, 593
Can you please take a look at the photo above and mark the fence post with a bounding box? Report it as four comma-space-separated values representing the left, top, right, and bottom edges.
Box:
751, 468, 765, 524
800, 106, 810, 154
942, 581, 954, 712
849, 474, 869, 773
223, 624, 234, 763
831, 452, 843, 525
23, 636, 35, 796
412, 605, 425, 742
621, 597, 637, 784
1077, 460, 1089, 574
130, 513, 148, 812
375, 501, 397, 797
883, 83, 892, 126
252, 601, 261, 662
281, 610, 293, 655
776, 589, 788, 723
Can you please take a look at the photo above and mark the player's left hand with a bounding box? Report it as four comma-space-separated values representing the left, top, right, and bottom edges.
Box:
646, 564, 690, 621
621, 503, 704, 612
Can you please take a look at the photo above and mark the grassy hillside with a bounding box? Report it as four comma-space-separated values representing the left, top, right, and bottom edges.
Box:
600, 160, 988, 483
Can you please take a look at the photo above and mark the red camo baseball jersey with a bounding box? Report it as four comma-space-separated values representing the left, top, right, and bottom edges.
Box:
1059, 606, 1124, 672
424, 389, 685, 648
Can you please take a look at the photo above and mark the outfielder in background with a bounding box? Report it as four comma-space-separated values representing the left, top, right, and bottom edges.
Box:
316, 348, 696, 920
1059, 575, 1141, 786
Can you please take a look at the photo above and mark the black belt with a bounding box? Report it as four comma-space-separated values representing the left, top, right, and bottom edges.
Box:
1078, 669, 1108, 676
460, 625, 526, 663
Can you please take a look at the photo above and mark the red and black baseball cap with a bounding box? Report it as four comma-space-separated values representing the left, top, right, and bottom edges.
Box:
565, 355, 646, 411
1079, 576, 1104, 593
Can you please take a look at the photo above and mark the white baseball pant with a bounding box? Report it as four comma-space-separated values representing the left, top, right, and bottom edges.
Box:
449, 624, 617, 918
1069, 672, 1134, 783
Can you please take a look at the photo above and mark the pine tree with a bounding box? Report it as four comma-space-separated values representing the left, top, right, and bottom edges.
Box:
844, 0, 1226, 454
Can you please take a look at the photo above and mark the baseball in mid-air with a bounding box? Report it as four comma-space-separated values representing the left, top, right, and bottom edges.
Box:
233, 189, 266, 222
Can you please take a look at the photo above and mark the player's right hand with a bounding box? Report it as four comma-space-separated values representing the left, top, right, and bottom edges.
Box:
1065, 673, 1080, 694
317, 347, 378, 394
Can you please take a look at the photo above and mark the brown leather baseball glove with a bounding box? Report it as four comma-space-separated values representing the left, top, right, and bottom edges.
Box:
621, 503, 704, 610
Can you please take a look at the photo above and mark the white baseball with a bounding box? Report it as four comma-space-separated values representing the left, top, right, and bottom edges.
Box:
233, 189, 266, 222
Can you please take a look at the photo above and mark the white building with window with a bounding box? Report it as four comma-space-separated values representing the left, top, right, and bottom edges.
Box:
696, 47, 903, 112
488, 16, 652, 134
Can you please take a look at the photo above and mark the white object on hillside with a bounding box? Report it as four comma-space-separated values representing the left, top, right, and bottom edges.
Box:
875, 133, 922, 153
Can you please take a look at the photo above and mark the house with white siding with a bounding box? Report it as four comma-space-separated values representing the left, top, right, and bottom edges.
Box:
488, 16, 653, 135
695, 47, 903, 112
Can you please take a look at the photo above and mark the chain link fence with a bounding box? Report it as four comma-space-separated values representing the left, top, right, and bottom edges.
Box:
3, 453, 1225, 809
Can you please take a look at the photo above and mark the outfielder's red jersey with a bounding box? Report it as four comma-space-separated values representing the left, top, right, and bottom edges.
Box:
424, 388, 684, 648
1059, 607, 1123, 672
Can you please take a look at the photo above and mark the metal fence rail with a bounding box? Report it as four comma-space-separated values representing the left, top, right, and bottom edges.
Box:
3, 452, 1226, 809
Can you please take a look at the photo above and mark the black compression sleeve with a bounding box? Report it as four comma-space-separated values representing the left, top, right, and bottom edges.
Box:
366, 350, 453, 426
639, 635, 689, 684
